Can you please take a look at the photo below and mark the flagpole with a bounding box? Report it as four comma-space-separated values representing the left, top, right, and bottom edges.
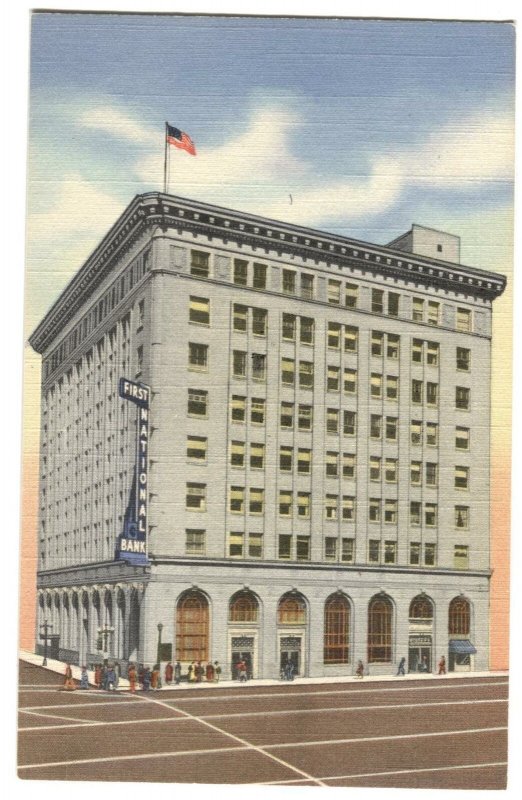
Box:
163, 122, 168, 194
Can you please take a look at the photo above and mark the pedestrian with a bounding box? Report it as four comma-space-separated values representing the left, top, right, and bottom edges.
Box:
187, 662, 195, 682
138, 663, 145, 688
419, 655, 429, 673
142, 666, 151, 691
106, 665, 116, 691
79, 666, 89, 689
206, 662, 215, 682
165, 662, 173, 685
151, 664, 161, 690
101, 662, 108, 690
94, 663, 102, 689
128, 663, 137, 693
438, 655, 447, 675
397, 657, 406, 676
237, 659, 248, 683
355, 660, 364, 679
63, 663, 76, 690
284, 660, 294, 681
174, 661, 182, 685
195, 661, 203, 682
213, 661, 221, 682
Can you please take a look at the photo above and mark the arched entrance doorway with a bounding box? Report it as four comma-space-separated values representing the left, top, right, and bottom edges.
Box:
324, 593, 351, 665
408, 594, 434, 672
277, 591, 308, 677
368, 594, 394, 665
175, 590, 209, 665
228, 590, 259, 680
448, 596, 475, 671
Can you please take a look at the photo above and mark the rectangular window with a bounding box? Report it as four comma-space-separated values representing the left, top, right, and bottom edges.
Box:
369, 498, 381, 523
229, 486, 244, 513
328, 322, 341, 349
186, 529, 206, 555
371, 330, 384, 357
297, 492, 310, 518
386, 416, 398, 441
368, 539, 380, 563
231, 395, 246, 422
455, 466, 470, 490
426, 422, 438, 447
280, 401, 294, 428
344, 410, 357, 436
456, 386, 470, 410
298, 404, 313, 431
301, 272, 314, 299
386, 374, 398, 400
248, 532, 263, 558
384, 540, 397, 563
278, 534, 292, 560
327, 408, 339, 434
410, 501, 421, 526
188, 389, 207, 417
370, 456, 381, 481
327, 365, 341, 393
252, 308, 268, 337
409, 542, 421, 566
300, 317, 314, 345
412, 297, 424, 322
343, 453, 356, 479
426, 462, 438, 487
233, 259, 248, 286
345, 283, 358, 308
424, 543, 436, 566
279, 490, 293, 517
388, 292, 400, 317
411, 379, 423, 404
253, 263, 267, 289
384, 500, 397, 524
457, 347, 471, 371
385, 458, 397, 483
190, 250, 210, 278
229, 531, 244, 558
342, 495, 355, 521
249, 488, 264, 514
250, 442, 265, 470
344, 367, 357, 395
426, 382, 438, 407
387, 334, 400, 360
190, 296, 210, 325
188, 342, 208, 371
455, 505, 470, 529
186, 483, 206, 511
282, 269, 296, 295
230, 441, 245, 469
412, 339, 423, 363
325, 494, 338, 520
296, 536, 310, 562
252, 353, 266, 382
138, 299, 145, 329
233, 304, 248, 332
328, 279, 341, 305
345, 326, 358, 353
425, 503, 437, 527
297, 448, 311, 474
372, 288, 384, 313
341, 538, 355, 563
427, 301, 440, 325
280, 445, 293, 472
299, 360, 314, 389
411, 461, 422, 485
456, 307, 472, 332
371, 373, 382, 398
281, 357, 295, 386
326, 450, 339, 478
233, 350, 247, 378
187, 435, 207, 461
251, 398, 265, 425
282, 313, 296, 341
427, 341, 439, 366
456, 426, 470, 450
324, 537, 338, 561
370, 414, 382, 439
454, 545, 469, 569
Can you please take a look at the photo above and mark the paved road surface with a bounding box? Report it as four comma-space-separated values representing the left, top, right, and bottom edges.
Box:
17, 661, 508, 788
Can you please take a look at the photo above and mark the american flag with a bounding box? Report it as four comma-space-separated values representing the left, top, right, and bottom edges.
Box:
166, 123, 196, 156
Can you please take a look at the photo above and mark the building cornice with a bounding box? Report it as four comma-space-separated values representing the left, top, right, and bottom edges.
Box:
29, 191, 507, 354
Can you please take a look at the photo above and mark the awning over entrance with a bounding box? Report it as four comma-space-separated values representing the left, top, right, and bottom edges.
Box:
449, 639, 477, 654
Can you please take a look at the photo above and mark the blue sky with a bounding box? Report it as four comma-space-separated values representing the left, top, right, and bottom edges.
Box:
26, 13, 514, 327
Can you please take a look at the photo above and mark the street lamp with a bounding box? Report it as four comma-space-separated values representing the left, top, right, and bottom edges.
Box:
40, 619, 53, 666
157, 623, 163, 668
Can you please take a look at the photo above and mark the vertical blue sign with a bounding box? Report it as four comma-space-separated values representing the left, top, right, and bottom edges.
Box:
116, 378, 150, 565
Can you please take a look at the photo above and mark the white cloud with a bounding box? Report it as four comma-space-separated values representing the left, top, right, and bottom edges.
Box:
78, 105, 158, 145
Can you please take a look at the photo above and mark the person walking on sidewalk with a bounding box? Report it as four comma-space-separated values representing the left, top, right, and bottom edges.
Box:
165, 662, 173, 685
174, 661, 182, 685
79, 666, 89, 689
214, 661, 221, 682
438, 655, 447, 675
128, 663, 137, 693
397, 657, 406, 676
355, 660, 364, 679
63, 664, 76, 690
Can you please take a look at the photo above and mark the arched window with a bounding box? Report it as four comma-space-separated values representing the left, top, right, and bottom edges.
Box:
229, 591, 259, 623
409, 595, 434, 620
368, 595, 393, 663
324, 594, 350, 664
176, 591, 209, 661
278, 593, 307, 625
449, 597, 470, 635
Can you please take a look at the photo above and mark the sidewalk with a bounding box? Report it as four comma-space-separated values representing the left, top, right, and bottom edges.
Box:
19, 649, 508, 692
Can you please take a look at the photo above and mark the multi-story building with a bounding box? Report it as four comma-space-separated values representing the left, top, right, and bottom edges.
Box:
30, 192, 505, 678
